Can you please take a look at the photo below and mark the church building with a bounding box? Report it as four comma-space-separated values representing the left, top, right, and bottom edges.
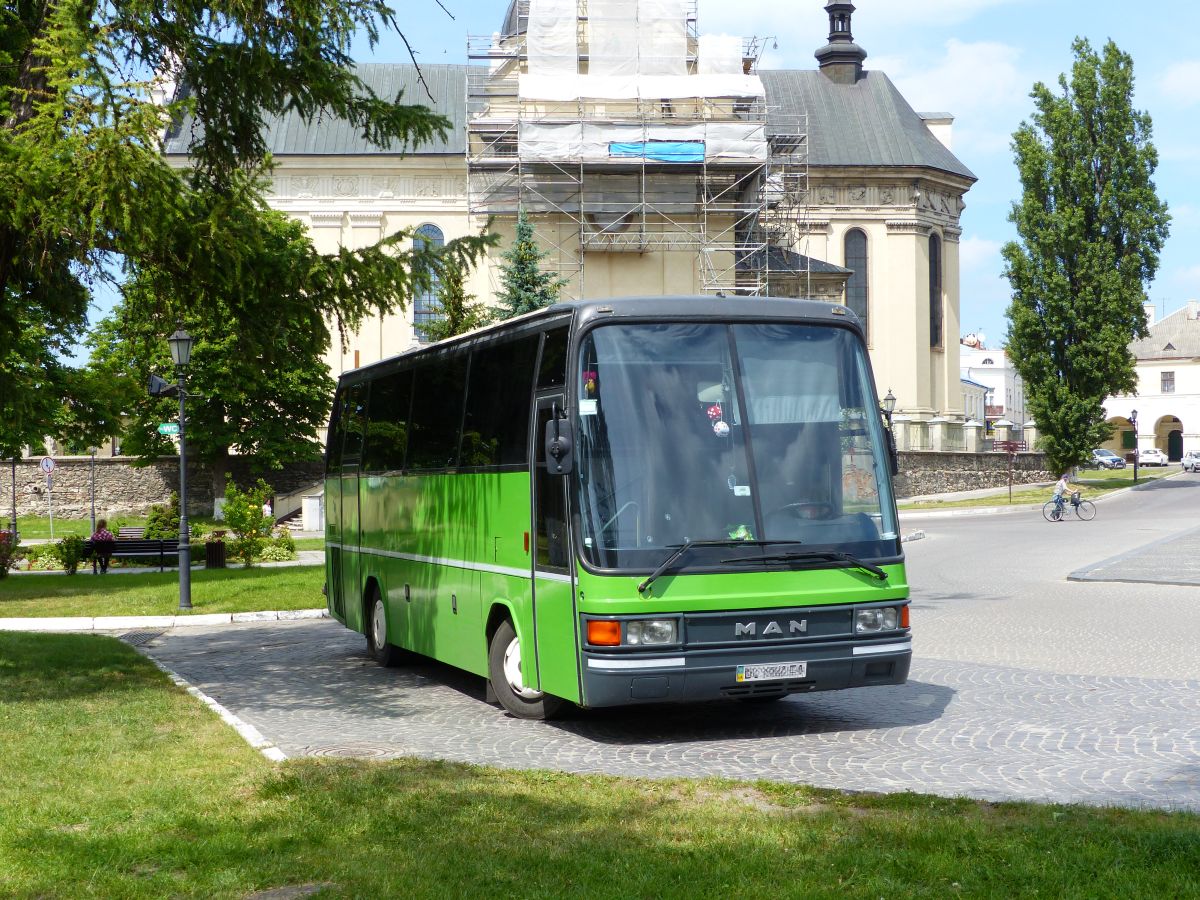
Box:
165, 0, 976, 426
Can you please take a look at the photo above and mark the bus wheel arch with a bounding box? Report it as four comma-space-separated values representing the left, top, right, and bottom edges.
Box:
364, 579, 403, 667
486, 611, 564, 720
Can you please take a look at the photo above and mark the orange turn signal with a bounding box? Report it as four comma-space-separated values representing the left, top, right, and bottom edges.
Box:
587, 620, 621, 646
900, 606, 910, 629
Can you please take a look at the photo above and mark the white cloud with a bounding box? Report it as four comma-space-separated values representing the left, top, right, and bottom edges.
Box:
1170, 264, 1200, 286
960, 235, 1004, 272
1159, 60, 1200, 107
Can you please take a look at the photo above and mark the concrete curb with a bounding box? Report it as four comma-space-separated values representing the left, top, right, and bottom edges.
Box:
0, 608, 329, 632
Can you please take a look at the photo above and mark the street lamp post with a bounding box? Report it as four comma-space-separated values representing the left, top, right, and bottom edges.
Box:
168, 327, 194, 610
881, 388, 897, 426
1130, 409, 1139, 484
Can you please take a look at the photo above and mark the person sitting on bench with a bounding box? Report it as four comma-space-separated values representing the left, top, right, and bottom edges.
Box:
90, 519, 116, 574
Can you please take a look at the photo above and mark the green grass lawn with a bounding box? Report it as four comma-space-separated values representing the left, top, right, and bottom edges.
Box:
13, 515, 325, 542
0, 632, 1196, 898
899, 466, 1175, 510
0, 566, 324, 617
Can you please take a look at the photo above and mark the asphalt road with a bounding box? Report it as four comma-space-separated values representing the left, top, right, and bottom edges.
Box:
139, 473, 1200, 811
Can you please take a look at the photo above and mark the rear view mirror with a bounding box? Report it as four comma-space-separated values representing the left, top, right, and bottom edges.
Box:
544, 404, 573, 476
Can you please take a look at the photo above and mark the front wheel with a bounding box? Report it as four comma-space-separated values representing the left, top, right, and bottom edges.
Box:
1042, 501, 1062, 522
1074, 500, 1097, 521
488, 619, 564, 720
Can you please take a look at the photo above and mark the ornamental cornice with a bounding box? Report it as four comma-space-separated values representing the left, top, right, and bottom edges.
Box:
885, 220, 933, 235
309, 211, 344, 229
349, 211, 384, 227
795, 219, 832, 235
943, 225, 963, 243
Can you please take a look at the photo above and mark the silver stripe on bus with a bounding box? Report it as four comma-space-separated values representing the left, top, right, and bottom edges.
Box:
586, 656, 685, 670
851, 641, 911, 656
327, 542, 574, 583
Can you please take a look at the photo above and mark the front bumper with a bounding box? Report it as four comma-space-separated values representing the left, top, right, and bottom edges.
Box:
580, 637, 911, 707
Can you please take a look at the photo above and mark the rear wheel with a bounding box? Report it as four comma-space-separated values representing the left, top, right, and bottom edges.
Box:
366, 589, 405, 667
1075, 500, 1097, 521
488, 619, 564, 720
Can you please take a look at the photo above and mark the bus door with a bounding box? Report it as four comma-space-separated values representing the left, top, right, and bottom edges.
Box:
531, 395, 580, 700
339, 384, 367, 628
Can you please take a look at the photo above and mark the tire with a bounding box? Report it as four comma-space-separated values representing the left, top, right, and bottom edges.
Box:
1042, 501, 1062, 522
365, 589, 405, 667
487, 619, 564, 720
1075, 500, 1097, 521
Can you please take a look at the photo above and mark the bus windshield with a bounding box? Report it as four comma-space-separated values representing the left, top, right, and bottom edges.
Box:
575, 321, 899, 572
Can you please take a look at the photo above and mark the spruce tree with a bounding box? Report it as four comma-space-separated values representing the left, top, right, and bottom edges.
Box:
1002, 39, 1170, 474
420, 261, 492, 343
494, 209, 568, 320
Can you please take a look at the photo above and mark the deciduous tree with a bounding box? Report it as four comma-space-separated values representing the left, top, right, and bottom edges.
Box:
1003, 38, 1170, 474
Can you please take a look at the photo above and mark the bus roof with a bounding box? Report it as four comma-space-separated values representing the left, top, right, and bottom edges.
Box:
339, 295, 862, 383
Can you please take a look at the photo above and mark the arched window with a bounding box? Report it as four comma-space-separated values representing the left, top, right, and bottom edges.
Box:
844, 229, 869, 337
413, 223, 445, 342
929, 233, 943, 347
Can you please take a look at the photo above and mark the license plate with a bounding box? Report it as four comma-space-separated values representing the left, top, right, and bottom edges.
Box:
736, 661, 807, 682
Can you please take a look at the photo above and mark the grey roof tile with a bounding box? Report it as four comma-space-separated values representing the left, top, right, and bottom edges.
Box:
164, 63, 472, 157
761, 69, 976, 181
1131, 307, 1200, 359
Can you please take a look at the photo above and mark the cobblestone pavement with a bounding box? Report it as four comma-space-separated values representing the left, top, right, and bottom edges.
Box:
139, 616, 1200, 812
136, 476, 1200, 812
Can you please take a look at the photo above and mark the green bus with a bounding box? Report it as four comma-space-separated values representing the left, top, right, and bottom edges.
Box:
325, 296, 910, 719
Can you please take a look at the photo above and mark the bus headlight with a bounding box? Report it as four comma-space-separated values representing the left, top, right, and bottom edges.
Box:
626, 619, 677, 646
855, 607, 899, 633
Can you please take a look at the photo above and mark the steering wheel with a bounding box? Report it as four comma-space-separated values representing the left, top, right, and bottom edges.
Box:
767, 501, 833, 521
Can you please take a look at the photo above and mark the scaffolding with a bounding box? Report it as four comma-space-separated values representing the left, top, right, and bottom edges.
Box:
466, 0, 808, 298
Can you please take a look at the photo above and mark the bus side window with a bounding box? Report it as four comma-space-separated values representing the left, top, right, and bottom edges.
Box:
342, 384, 368, 467
362, 369, 412, 473
537, 327, 569, 391
463, 335, 539, 468
408, 353, 468, 470
326, 388, 346, 474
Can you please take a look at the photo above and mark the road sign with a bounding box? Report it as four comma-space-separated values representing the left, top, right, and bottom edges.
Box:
158, 423, 180, 436
39, 456, 55, 474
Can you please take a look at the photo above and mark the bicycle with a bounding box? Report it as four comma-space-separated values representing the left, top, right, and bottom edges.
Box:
1042, 490, 1096, 522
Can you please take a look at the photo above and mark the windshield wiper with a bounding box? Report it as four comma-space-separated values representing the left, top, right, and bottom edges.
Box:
637, 539, 798, 593
720, 549, 889, 581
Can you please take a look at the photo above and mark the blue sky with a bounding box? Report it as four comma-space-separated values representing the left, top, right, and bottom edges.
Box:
356, 0, 1200, 351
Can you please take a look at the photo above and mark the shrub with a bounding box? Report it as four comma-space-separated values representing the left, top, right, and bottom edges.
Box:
55, 534, 86, 576
258, 544, 296, 562
272, 529, 296, 554
143, 494, 181, 540
0, 531, 17, 578
223, 479, 273, 567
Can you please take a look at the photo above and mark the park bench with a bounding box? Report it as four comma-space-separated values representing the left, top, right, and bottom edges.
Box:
84, 537, 180, 573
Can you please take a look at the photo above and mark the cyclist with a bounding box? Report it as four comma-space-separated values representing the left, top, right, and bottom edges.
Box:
1051, 472, 1070, 519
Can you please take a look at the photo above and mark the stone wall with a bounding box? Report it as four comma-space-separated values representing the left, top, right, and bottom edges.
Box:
894, 450, 1055, 498
3, 457, 324, 520
2, 451, 1052, 518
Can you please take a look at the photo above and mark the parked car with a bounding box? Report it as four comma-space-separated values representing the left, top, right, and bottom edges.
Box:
1182, 450, 1200, 473
1088, 448, 1126, 470
1137, 448, 1169, 466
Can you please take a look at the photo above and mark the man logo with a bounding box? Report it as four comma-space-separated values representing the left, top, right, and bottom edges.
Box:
734, 620, 807, 637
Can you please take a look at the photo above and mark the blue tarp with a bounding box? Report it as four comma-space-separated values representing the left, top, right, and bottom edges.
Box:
608, 141, 705, 163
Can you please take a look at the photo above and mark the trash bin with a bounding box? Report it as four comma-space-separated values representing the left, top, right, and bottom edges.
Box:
204, 540, 227, 569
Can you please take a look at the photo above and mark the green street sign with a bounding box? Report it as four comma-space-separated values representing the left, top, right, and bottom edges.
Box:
158, 422, 180, 435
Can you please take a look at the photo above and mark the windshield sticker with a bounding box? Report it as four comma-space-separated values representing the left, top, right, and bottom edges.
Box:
727, 524, 755, 541
578, 399, 598, 416
733, 485, 751, 497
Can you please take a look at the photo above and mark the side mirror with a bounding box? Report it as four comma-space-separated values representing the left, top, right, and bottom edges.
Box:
544, 404, 573, 475
884, 425, 900, 477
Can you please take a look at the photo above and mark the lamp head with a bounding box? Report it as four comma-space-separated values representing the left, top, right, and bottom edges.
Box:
168, 328, 194, 368
881, 389, 897, 417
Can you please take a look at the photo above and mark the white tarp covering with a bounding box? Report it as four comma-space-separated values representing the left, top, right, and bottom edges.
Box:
519, 73, 765, 100
527, 0, 578, 76
638, 0, 687, 76
698, 34, 744, 75
588, 0, 638, 77
519, 121, 767, 162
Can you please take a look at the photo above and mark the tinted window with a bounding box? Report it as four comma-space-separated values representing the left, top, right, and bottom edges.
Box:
325, 389, 346, 473
363, 369, 412, 472
929, 233, 942, 347
537, 326, 569, 390
342, 384, 368, 465
408, 354, 468, 469
845, 229, 869, 338
463, 335, 539, 468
